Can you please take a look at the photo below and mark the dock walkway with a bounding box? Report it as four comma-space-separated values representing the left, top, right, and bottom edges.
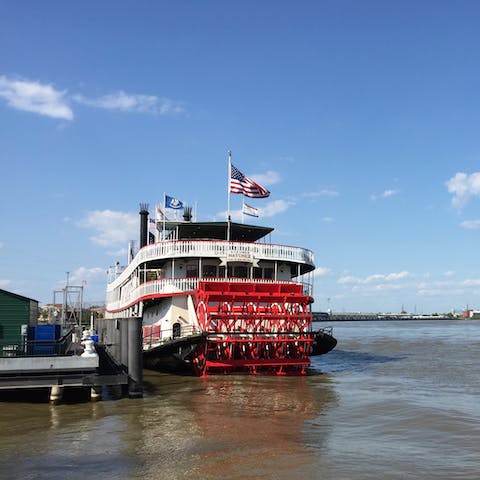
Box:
0, 339, 128, 402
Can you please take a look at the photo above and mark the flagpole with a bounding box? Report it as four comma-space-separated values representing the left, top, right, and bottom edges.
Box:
242, 196, 245, 224
163, 192, 166, 239
227, 150, 232, 241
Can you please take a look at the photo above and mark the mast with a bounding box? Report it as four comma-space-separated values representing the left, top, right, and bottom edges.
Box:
227, 150, 232, 241
162, 192, 166, 239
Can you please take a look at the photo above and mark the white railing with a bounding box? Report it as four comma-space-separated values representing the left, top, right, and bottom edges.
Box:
107, 239, 314, 290
143, 324, 200, 350
106, 277, 313, 313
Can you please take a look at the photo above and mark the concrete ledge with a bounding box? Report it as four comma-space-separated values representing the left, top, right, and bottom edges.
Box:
0, 355, 99, 373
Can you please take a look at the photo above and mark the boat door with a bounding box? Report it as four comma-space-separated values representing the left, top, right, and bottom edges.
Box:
173, 322, 181, 339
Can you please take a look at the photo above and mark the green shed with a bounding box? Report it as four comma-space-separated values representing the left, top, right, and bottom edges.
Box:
0, 289, 39, 354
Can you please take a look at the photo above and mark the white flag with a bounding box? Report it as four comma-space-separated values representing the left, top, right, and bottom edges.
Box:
243, 203, 259, 217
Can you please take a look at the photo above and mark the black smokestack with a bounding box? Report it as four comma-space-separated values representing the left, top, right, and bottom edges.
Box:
139, 203, 149, 248
183, 206, 193, 222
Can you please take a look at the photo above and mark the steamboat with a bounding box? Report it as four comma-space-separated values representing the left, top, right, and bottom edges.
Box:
105, 205, 335, 376
104, 161, 335, 376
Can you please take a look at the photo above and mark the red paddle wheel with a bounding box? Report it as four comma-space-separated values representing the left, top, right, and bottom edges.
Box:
192, 281, 314, 376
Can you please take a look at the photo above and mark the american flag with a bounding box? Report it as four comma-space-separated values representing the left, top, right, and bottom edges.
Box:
149, 218, 158, 232
230, 164, 270, 198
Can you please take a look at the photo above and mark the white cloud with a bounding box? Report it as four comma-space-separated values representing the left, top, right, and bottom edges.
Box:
460, 220, 480, 230
337, 275, 359, 284
351, 283, 406, 294
314, 267, 331, 277
417, 287, 463, 297
0, 75, 73, 120
462, 278, 480, 287
73, 91, 185, 115
0, 74, 186, 120
69, 267, 105, 284
0, 279, 11, 287
322, 217, 334, 222
417, 280, 453, 290
368, 271, 411, 282
338, 271, 411, 285
446, 172, 480, 210
259, 199, 293, 217
250, 170, 281, 187
336, 271, 412, 298
370, 189, 400, 201
106, 247, 128, 257
415, 277, 480, 298
303, 189, 339, 198
335, 269, 480, 305
78, 210, 138, 246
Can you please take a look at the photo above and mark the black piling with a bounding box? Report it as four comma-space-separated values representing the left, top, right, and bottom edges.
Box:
120, 318, 129, 372
127, 317, 143, 398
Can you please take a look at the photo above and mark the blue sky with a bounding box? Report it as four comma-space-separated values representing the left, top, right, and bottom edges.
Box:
1, 0, 480, 313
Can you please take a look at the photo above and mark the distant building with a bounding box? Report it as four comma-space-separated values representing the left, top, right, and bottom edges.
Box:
90, 305, 105, 318
40, 303, 106, 323
0, 289, 39, 354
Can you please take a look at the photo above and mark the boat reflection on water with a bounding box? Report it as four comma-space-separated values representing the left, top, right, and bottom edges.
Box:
134, 371, 338, 479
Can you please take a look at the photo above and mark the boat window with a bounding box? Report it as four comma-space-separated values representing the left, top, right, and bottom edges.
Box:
234, 266, 248, 278
253, 267, 263, 279
202, 265, 216, 277
147, 270, 158, 281
186, 265, 198, 278
263, 268, 274, 279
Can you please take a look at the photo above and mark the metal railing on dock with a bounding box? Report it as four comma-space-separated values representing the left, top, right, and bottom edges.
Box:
0, 327, 78, 358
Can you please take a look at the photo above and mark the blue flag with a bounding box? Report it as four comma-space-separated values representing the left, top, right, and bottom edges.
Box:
165, 195, 184, 209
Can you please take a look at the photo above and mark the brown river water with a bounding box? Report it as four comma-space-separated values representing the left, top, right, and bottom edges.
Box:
0, 320, 479, 480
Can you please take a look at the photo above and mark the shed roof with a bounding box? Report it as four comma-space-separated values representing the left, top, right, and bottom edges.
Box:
0, 289, 39, 304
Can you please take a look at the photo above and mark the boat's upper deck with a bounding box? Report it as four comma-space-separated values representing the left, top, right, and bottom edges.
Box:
162, 221, 274, 242
107, 237, 315, 289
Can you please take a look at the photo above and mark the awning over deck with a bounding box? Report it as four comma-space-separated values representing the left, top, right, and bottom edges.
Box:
162, 221, 274, 242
